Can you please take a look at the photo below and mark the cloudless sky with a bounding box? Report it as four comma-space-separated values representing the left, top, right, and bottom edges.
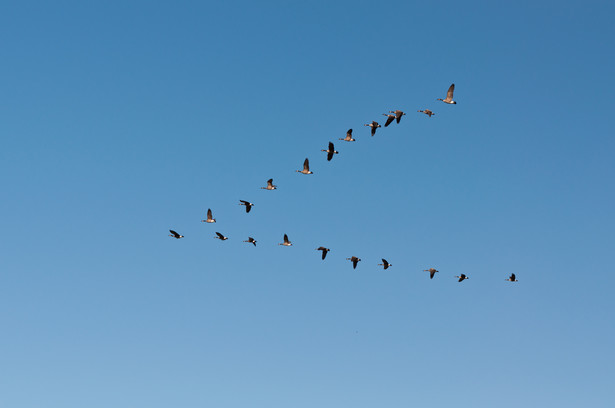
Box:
1, 1, 614, 407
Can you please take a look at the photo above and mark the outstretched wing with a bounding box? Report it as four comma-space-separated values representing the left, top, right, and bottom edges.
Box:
267, 178, 273, 187
303, 158, 310, 171
169, 229, 178, 236
245, 204, 252, 213
347, 129, 353, 137
284, 233, 289, 243
511, 273, 516, 281
430, 270, 436, 279
216, 232, 224, 239
384, 115, 394, 127
447, 83, 455, 99
207, 209, 213, 220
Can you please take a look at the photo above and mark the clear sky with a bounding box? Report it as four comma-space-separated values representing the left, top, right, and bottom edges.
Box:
1, 1, 614, 407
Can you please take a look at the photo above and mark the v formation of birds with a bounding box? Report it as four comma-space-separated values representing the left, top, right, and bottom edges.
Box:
170, 84, 519, 284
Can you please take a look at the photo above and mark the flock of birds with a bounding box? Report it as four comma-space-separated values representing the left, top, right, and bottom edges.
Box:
168, 84, 520, 284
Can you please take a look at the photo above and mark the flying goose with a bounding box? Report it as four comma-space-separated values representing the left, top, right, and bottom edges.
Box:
423, 268, 439, 279
339, 129, 355, 142
243, 237, 257, 246
201, 208, 216, 223
506, 273, 518, 282
296, 158, 313, 174
279, 234, 292, 246
321, 142, 339, 161
168, 229, 184, 239
316, 246, 330, 260
437, 84, 457, 104
214, 232, 228, 241
378, 259, 392, 270
346, 256, 361, 269
239, 200, 255, 213
261, 178, 277, 190
417, 109, 435, 117
390, 110, 406, 123
383, 113, 396, 127
364, 121, 381, 136
455, 274, 468, 282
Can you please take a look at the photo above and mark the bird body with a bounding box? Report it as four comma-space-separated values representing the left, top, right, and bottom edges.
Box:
261, 178, 277, 190
316, 246, 330, 260
279, 234, 292, 246
418, 109, 435, 117
437, 84, 457, 104
455, 274, 468, 282
339, 129, 355, 142
239, 200, 255, 213
423, 268, 439, 279
214, 232, 228, 241
347, 256, 361, 269
506, 273, 518, 282
364, 121, 381, 136
201, 208, 216, 223
378, 259, 392, 269
321, 142, 339, 161
296, 158, 313, 174
169, 229, 184, 239
244, 237, 257, 246
390, 110, 406, 123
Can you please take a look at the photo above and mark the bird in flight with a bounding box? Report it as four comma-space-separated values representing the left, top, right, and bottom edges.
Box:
382, 113, 396, 127
243, 237, 257, 246
437, 83, 457, 104
316, 246, 330, 260
261, 178, 277, 190
423, 268, 439, 279
296, 158, 313, 174
168, 229, 184, 239
417, 109, 435, 117
321, 142, 339, 161
279, 234, 292, 246
201, 208, 216, 223
364, 121, 381, 136
390, 110, 406, 124
214, 232, 228, 241
239, 200, 255, 213
455, 274, 469, 282
347, 256, 361, 269
506, 273, 518, 282
339, 129, 355, 142
378, 259, 392, 270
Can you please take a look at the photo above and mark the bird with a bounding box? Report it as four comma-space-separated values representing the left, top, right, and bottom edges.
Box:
339, 129, 355, 142
239, 200, 255, 213
382, 113, 396, 127
437, 83, 457, 104
378, 259, 392, 270
214, 232, 228, 241
296, 158, 313, 174
316, 246, 330, 260
506, 273, 518, 282
321, 142, 339, 161
364, 121, 381, 136
201, 208, 216, 223
418, 109, 435, 117
346, 256, 361, 269
423, 268, 439, 279
243, 237, 257, 246
279, 234, 292, 246
455, 274, 469, 282
168, 229, 184, 239
390, 110, 406, 123
261, 178, 277, 190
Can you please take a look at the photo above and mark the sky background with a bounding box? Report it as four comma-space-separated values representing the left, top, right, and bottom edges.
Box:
1, 1, 614, 407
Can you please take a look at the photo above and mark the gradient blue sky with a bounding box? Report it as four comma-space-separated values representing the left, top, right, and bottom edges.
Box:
1, 1, 614, 407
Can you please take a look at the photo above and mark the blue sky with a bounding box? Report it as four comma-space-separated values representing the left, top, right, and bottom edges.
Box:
1, 1, 614, 407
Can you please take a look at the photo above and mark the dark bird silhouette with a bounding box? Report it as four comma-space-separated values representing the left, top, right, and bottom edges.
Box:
261, 178, 277, 190
378, 259, 392, 270
339, 129, 355, 142
418, 109, 435, 117
321, 142, 339, 161
243, 237, 257, 246
169, 229, 184, 239
383, 113, 396, 127
279, 234, 292, 246
296, 158, 313, 174
214, 232, 228, 241
455, 274, 468, 282
364, 121, 381, 136
423, 268, 439, 279
506, 273, 518, 282
316, 246, 330, 260
239, 200, 255, 213
390, 110, 406, 123
437, 84, 457, 104
347, 256, 361, 269
201, 208, 216, 223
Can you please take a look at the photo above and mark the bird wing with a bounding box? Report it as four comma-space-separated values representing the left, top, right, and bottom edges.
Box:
216, 232, 224, 238
353, 259, 358, 269
511, 273, 516, 281
447, 83, 455, 99
246, 205, 251, 213
384, 115, 394, 127
347, 129, 353, 136
371, 126, 376, 136
327, 151, 333, 161
322, 250, 327, 260
169, 229, 178, 236
303, 158, 309, 171
267, 178, 273, 187
284, 234, 289, 243
207, 209, 213, 220
430, 270, 435, 279
458, 275, 463, 282
395, 111, 403, 123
